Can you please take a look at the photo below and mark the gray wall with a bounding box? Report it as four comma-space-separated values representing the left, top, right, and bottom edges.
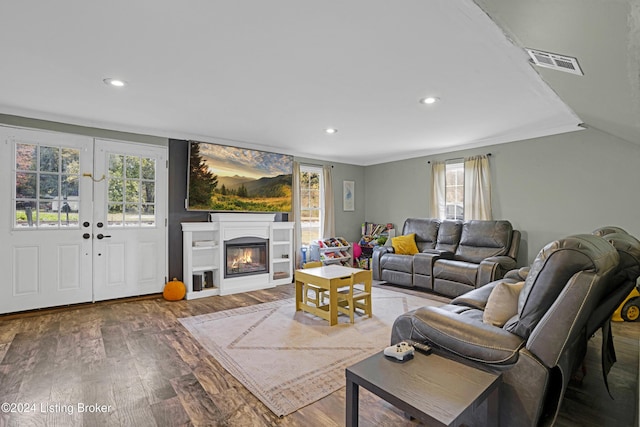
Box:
364, 127, 640, 265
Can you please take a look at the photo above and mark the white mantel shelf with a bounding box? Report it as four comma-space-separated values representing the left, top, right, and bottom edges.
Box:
182, 214, 294, 299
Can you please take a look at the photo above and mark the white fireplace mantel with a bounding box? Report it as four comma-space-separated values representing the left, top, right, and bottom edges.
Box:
182, 214, 294, 299
212, 213, 275, 242
210, 213, 276, 223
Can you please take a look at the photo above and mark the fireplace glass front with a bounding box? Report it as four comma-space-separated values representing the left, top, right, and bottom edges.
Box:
224, 237, 269, 278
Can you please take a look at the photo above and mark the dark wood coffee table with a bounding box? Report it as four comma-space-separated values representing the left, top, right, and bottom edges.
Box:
345, 351, 501, 427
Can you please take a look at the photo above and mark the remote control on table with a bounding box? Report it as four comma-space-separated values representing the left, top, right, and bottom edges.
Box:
405, 339, 432, 355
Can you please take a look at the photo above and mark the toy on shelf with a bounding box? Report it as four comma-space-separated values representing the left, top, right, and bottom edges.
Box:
309, 237, 353, 267
356, 222, 394, 269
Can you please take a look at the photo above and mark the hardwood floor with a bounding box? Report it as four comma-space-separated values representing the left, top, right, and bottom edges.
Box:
0, 284, 637, 426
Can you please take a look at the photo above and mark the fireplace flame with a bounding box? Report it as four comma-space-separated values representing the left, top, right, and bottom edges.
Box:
231, 249, 253, 269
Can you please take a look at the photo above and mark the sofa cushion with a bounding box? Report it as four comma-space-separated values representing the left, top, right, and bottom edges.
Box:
455, 220, 513, 263
435, 220, 463, 253
392, 233, 419, 255
433, 259, 478, 286
403, 218, 440, 251
380, 253, 414, 274
483, 281, 524, 327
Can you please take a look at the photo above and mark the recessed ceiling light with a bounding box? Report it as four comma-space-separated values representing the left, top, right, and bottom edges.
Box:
325, 128, 338, 134
103, 78, 127, 87
420, 96, 440, 105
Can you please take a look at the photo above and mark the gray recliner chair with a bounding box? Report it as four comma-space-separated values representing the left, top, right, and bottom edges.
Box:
391, 234, 620, 427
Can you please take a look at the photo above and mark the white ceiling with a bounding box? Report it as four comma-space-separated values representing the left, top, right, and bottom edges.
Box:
0, 0, 583, 166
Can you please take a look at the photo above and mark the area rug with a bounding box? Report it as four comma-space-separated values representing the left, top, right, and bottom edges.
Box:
179, 287, 446, 417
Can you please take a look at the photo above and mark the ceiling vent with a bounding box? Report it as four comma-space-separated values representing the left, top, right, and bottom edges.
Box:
525, 48, 583, 76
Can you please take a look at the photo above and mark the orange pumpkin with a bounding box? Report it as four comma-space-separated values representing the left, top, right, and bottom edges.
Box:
163, 277, 186, 301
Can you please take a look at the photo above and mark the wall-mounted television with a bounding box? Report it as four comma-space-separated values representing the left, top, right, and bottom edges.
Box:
187, 141, 293, 212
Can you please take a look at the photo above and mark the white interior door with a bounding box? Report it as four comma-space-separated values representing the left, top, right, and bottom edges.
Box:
0, 127, 94, 314
92, 138, 167, 301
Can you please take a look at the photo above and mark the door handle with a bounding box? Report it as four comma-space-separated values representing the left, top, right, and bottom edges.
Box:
97, 234, 112, 240
83, 233, 91, 239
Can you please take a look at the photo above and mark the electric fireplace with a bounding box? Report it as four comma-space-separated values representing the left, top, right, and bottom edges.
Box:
224, 237, 269, 278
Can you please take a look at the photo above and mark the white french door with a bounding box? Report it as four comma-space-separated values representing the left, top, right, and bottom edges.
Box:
0, 127, 167, 314
92, 138, 167, 301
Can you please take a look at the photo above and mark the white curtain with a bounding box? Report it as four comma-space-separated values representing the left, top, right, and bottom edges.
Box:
464, 155, 492, 220
429, 161, 446, 219
292, 161, 302, 268
322, 165, 335, 238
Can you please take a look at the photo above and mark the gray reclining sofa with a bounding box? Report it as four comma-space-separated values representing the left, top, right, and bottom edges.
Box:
372, 218, 521, 298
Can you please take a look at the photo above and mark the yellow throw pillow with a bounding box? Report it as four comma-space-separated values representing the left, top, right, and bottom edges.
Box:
483, 281, 525, 327
391, 233, 419, 255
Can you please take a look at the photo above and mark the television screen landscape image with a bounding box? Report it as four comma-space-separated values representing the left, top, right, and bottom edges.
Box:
187, 141, 293, 212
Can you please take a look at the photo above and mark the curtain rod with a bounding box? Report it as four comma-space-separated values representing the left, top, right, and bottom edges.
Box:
427, 153, 491, 164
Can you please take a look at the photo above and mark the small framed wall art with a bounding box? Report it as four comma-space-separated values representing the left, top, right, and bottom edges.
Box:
343, 180, 355, 211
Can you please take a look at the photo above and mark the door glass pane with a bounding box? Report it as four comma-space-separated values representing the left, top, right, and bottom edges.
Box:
38, 201, 58, 227
109, 154, 124, 175
59, 199, 78, 227
141, 204, 155, 226
39, 146, 60, 172
125, 204, 139, 226
108, 178, 124, 202
125, 181, 140, 203
16, 144, 37, 170
108, 203, 124, 226
62, 175, 79, 199
39, 174, 59, 199
61, 148, 79, 173
16, 172, 37, 198
141, 158, 155, 180
125, 156, 140, 179
15, 201, 36, 227
141, 182, 155, 203
14, 142, 81, 229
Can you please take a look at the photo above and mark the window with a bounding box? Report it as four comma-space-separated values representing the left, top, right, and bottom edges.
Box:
431, 155, 492, 220
107, 153, 156, 227
14, 143, 81, 228
445, 161, 464, 220
299, 165, 324, 246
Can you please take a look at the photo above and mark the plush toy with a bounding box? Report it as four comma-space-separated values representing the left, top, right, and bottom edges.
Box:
352, 242, 362, 259
163, 278, 186, 301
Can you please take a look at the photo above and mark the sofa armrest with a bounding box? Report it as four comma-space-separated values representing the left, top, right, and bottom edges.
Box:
477, 256, 518, 286
372, 246, 394, 280
421, 249, 454, 259
504, 266, 530, 281
451, 281, 498, 310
